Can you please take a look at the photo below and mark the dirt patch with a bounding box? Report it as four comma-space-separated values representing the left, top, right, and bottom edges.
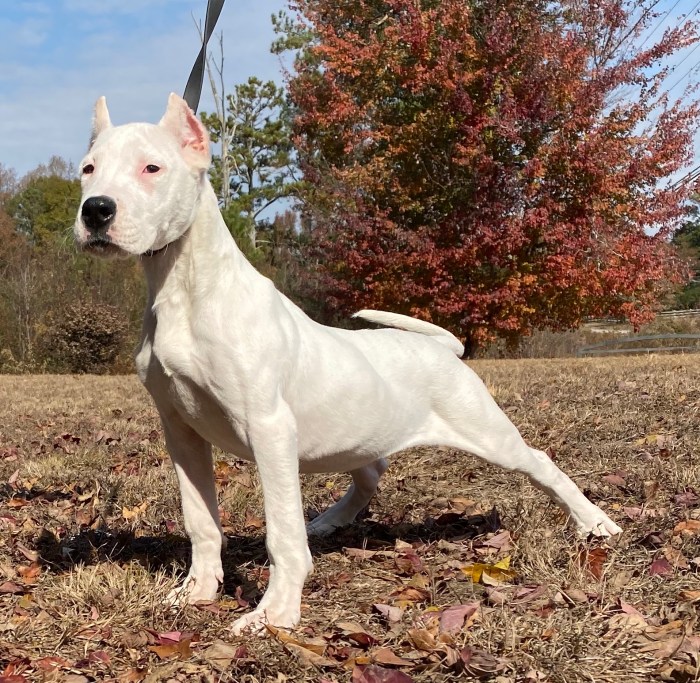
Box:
0, 356, 698, 682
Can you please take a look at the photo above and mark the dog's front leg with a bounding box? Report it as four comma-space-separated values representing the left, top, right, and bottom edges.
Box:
161, 412, 224, 605
231, 405, 312, 635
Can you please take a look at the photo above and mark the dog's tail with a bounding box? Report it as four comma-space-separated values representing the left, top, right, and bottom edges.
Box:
353, 309, 465, 357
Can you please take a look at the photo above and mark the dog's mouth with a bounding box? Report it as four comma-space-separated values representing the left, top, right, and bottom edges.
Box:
81, 237, 122, 257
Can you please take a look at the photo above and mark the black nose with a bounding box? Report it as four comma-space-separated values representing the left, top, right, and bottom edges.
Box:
81, 195, 117, 233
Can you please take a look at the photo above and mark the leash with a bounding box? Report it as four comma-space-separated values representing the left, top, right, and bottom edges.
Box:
183, 0, 226, 113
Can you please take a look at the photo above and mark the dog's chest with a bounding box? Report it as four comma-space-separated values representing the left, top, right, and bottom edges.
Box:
136, 326, 253, 460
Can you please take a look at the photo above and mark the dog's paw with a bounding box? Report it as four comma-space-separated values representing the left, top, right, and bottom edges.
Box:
165, 573, 221, 607
306, 515, 344, 537
575, 511, 622, 539
231, 605, 301, 636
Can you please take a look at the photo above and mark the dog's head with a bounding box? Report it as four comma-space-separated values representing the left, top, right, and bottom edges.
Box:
74, 93, 211, 257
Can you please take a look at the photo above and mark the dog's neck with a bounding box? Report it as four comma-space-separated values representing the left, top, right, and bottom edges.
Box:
140, 180, 244, 314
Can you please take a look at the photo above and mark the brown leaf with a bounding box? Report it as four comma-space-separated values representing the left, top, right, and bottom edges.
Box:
373, 604, 404, 623
88, 650, 111, 665
439, 603, 479, 635
346, 548, 380, 560
602, 472, 626, 487
673, 519, 700, 537
149, 638, 192, 660
371, 648, 415, 667
0, 581, 24, 594
336, 621, 378, 648
122, 501, 148, 520
244, 510, 264, 529
481, 530, 512, 552
449, 497, 476, 513
578, 547, 608, 580
638, 636, 685, 659
674, 491, 699, 507
16, 563, 41, 584
407, 628, 437, 652
679, 589, 700, 603
34, 656, 70, 671
351, 664, 416, 683
618, 599, 645, 617
120, 631, 149, 649
459, 646, 503, 676
119, 668, 147, 683
663, 546, 689, 569
649, 557, 673, 577
201, 640, 251, 671
14, 544, 38, 563
286, 643, 338, 668
390, 586, 430, 606
512, 585, 547, 604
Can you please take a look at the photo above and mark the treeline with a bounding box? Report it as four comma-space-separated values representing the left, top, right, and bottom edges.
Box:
2, 0, 700, 373
0, 158, 145, 373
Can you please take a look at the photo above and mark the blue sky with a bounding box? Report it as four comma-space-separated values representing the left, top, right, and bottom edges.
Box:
0, 0, 287, 176
0, 0, 698, 182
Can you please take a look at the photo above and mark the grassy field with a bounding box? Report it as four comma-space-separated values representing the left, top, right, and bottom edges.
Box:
0, 355, 698, 682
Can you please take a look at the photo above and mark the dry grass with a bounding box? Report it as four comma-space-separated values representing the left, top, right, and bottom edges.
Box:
0, 356, 699, 682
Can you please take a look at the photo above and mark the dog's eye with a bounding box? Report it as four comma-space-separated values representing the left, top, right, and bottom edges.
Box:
82, 164, 95, 175
144, 164, 161, 174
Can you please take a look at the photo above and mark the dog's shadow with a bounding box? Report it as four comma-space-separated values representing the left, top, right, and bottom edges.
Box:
33, 509, 500, 604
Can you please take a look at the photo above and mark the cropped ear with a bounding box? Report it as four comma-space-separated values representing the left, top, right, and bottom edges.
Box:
89, 96, 112, 147
159, 92, 211, 169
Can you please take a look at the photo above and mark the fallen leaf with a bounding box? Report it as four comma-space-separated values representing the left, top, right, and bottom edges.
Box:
201, 640, 251, 671
673, 520, 700, 537
336, 621, 378, 648
34, 656, 70, 671
439, 603, 479, 635
449, 497, 476, 513
14, 544, 38, 563
286, 643, 338, 668
481, 530, 512, 552
602, 473, 627, 488
664, 546, 689, 569
244, 510, 264, 529
407, 628, 437, 652
352, 664, 416, 683
122, 501, 148, 520
679, 589, 700, 603
119, 668, 147, 682
389, 586, 431, 606
149, 638, 192, 660
373, 604, 404, 623
674, 491, 699, 507
461, 556, 517, 585
649, 557, 673, 577
0, 582, 24, 595
578, 547, 608, 580
371, 648, 415, 667
459, 646, 503, 676
638, 636, 685, 659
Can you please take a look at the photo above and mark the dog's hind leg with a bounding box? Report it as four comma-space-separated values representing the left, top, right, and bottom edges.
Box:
161, 414, 224, 605
307, 458, 389, 537
436, 365, 622, 538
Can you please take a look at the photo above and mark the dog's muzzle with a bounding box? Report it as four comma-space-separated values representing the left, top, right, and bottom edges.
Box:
81, 195, 117, 235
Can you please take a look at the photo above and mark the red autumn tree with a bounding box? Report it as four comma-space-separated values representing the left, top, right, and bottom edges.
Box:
279, 0, 700, 350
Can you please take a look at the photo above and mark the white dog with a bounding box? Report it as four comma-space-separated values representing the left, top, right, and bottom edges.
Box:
74, 93, 621, 634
